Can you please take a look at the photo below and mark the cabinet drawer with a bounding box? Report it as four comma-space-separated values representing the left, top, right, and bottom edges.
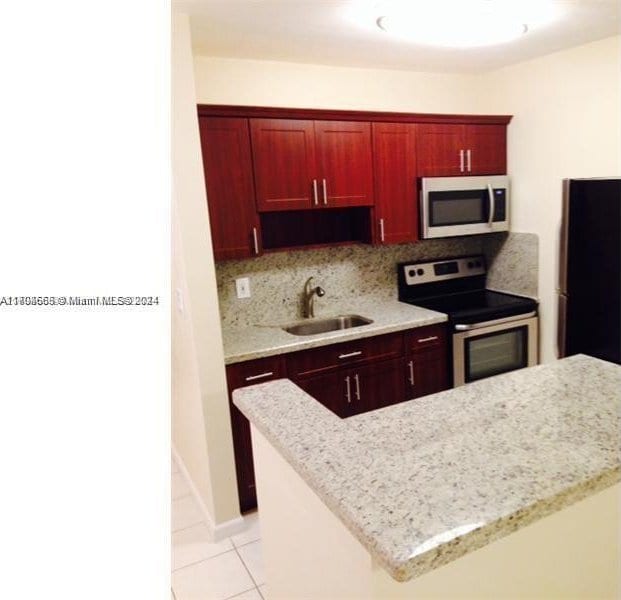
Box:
287, 332, 403, 379
406, 324, 447, 352
226, 355, 286, 393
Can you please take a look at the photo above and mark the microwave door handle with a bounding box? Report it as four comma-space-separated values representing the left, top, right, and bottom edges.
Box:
487, 183, 495, 228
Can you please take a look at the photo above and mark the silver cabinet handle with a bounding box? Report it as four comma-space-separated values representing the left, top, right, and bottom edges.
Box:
354, 373, 361, 400
245, 371, 274, 382
459, 149, 464, 172
345, 375, 351, 403
466, 149, 472, 172
487, 183, 495, 228
338, 351, 362, 359
379, 218, 385, 242
312, 179, 318, 206
322, 178, 328, 205
252, 227, 259, 255
407, 360, 414, 386
417, 336, 438, 343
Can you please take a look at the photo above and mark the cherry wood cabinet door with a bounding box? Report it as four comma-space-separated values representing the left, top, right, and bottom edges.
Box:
198, 117, 260, 260
226, 356, 286, 513
406, 347, 449, 399
294, 371, 350, 418
314, 120, 374, 208
465, 124, 507, 175
416, 124, 465, 176
349, 358, 406, 415
372, 122, 418, 244
250, 119, 317, 211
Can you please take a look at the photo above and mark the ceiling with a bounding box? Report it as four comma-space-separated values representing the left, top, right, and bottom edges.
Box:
178, 0, 620, 73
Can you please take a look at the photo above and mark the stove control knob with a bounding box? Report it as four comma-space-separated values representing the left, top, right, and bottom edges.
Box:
417, 268, 424, 276
475, 260, 482, 267
408, 269, 416, 277
467, 261, 473, 268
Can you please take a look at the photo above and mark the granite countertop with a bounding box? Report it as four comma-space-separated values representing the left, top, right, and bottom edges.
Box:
233, 355, 621, 582
222, 297, 447, 364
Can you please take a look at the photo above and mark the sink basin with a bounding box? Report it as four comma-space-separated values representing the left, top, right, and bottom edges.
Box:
283, 314, 373, 336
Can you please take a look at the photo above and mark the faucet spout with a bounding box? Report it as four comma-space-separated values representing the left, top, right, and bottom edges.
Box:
303, 276, 325, 318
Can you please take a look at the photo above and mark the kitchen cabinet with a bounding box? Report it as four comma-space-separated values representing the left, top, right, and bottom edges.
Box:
372, 122, 418, 244
404, 324, 449, 399
250, 118, 373, 212
225, 355, 286, 513
417, 124, 506, 176
226, 325, 447, 511
250, 119, 317, 211
198, 117, 261, 260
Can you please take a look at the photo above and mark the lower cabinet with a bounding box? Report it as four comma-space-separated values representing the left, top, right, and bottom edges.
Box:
295, 357, 406, 418
225, 324, 447, 513
225, 355, 286, 514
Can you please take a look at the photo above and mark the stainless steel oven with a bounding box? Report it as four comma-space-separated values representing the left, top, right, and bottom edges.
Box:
398, 255, 539, 388
453, 314, 538, 386
421, 175, 510, 239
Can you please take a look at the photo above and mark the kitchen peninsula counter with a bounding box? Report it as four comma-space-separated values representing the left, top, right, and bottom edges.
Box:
222, 297, 446, 364
233, 355, 620, 598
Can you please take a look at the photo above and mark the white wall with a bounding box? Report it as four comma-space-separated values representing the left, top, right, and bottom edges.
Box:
193, 56, 486, 113
172, 12, 240, 531
482, 36, 621, 362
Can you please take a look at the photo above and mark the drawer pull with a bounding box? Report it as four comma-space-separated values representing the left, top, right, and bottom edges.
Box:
338, 351, 362, 359
245, 371, 274, 382
407, 360, 415, 386
345, 375, 351, 403
417, 335, 438, 343
354, 373, 361, 400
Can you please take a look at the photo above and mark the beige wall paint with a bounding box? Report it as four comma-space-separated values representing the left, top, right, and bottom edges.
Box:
172, 12, 240, 529
193, 56, 486, 113
481, 36, 621, 363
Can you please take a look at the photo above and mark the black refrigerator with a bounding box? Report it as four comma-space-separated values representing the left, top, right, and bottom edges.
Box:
558, 178, 621, 364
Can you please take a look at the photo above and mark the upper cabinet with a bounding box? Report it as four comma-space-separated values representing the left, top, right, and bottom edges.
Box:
197, 106, 511, 258
198, 116, 261, 260
417, 123, 506, 176
250, 119, 317, 211
372, 122, 418, 245
250, 118, 373, 211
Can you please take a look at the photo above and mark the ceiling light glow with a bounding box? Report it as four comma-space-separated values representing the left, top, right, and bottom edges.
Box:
373, 0, 549, 48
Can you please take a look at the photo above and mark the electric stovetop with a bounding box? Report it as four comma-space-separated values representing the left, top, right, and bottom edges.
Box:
398, 255, 538, 326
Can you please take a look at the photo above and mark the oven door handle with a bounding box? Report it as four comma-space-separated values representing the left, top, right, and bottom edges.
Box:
454, 311, 537, 331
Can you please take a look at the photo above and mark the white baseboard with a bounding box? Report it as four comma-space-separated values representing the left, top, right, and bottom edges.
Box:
171, 444, 246, 542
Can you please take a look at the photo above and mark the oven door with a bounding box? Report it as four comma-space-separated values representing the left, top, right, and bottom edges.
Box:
452, 315, 538, 386
421, 175, 509, 239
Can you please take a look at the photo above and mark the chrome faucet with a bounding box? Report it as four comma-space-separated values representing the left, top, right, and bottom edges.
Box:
303, 276, 325, 318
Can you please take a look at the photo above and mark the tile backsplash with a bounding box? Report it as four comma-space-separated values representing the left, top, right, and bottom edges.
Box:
216, 233, 538, 328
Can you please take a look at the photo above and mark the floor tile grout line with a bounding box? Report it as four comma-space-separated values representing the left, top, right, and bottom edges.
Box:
257, 585, 266, 600
171, 586, 177, 600
171, 547, 237, 573
231, 535, 262, 549
233, 543, 261, 589
171, 518, 205, 534
223, 586, 261, 600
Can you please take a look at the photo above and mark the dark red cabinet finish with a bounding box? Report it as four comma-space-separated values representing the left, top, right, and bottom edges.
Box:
372, 122, 419, 244
314, 120, 374, 208
198, 117, 260, 260
226, 325, 448, 512
417, 124, 506, 176
225, 355, 286, 513
250, 118, 374, 212
404, 324, 449, 399
250, 119, 317, 211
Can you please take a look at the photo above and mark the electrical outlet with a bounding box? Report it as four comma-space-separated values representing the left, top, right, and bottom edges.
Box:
235, 277, 251, 299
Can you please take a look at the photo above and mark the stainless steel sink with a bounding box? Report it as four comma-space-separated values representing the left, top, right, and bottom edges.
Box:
283, 314, 373, 336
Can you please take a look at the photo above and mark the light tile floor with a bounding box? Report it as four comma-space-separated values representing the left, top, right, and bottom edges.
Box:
172, 456, 267, 600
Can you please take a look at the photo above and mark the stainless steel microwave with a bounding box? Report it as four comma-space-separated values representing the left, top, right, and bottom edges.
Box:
420, 175, 510, 239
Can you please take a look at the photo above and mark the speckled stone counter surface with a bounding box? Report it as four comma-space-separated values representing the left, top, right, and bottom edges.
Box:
233, 355, 621, 582
222, 298, 446, 364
